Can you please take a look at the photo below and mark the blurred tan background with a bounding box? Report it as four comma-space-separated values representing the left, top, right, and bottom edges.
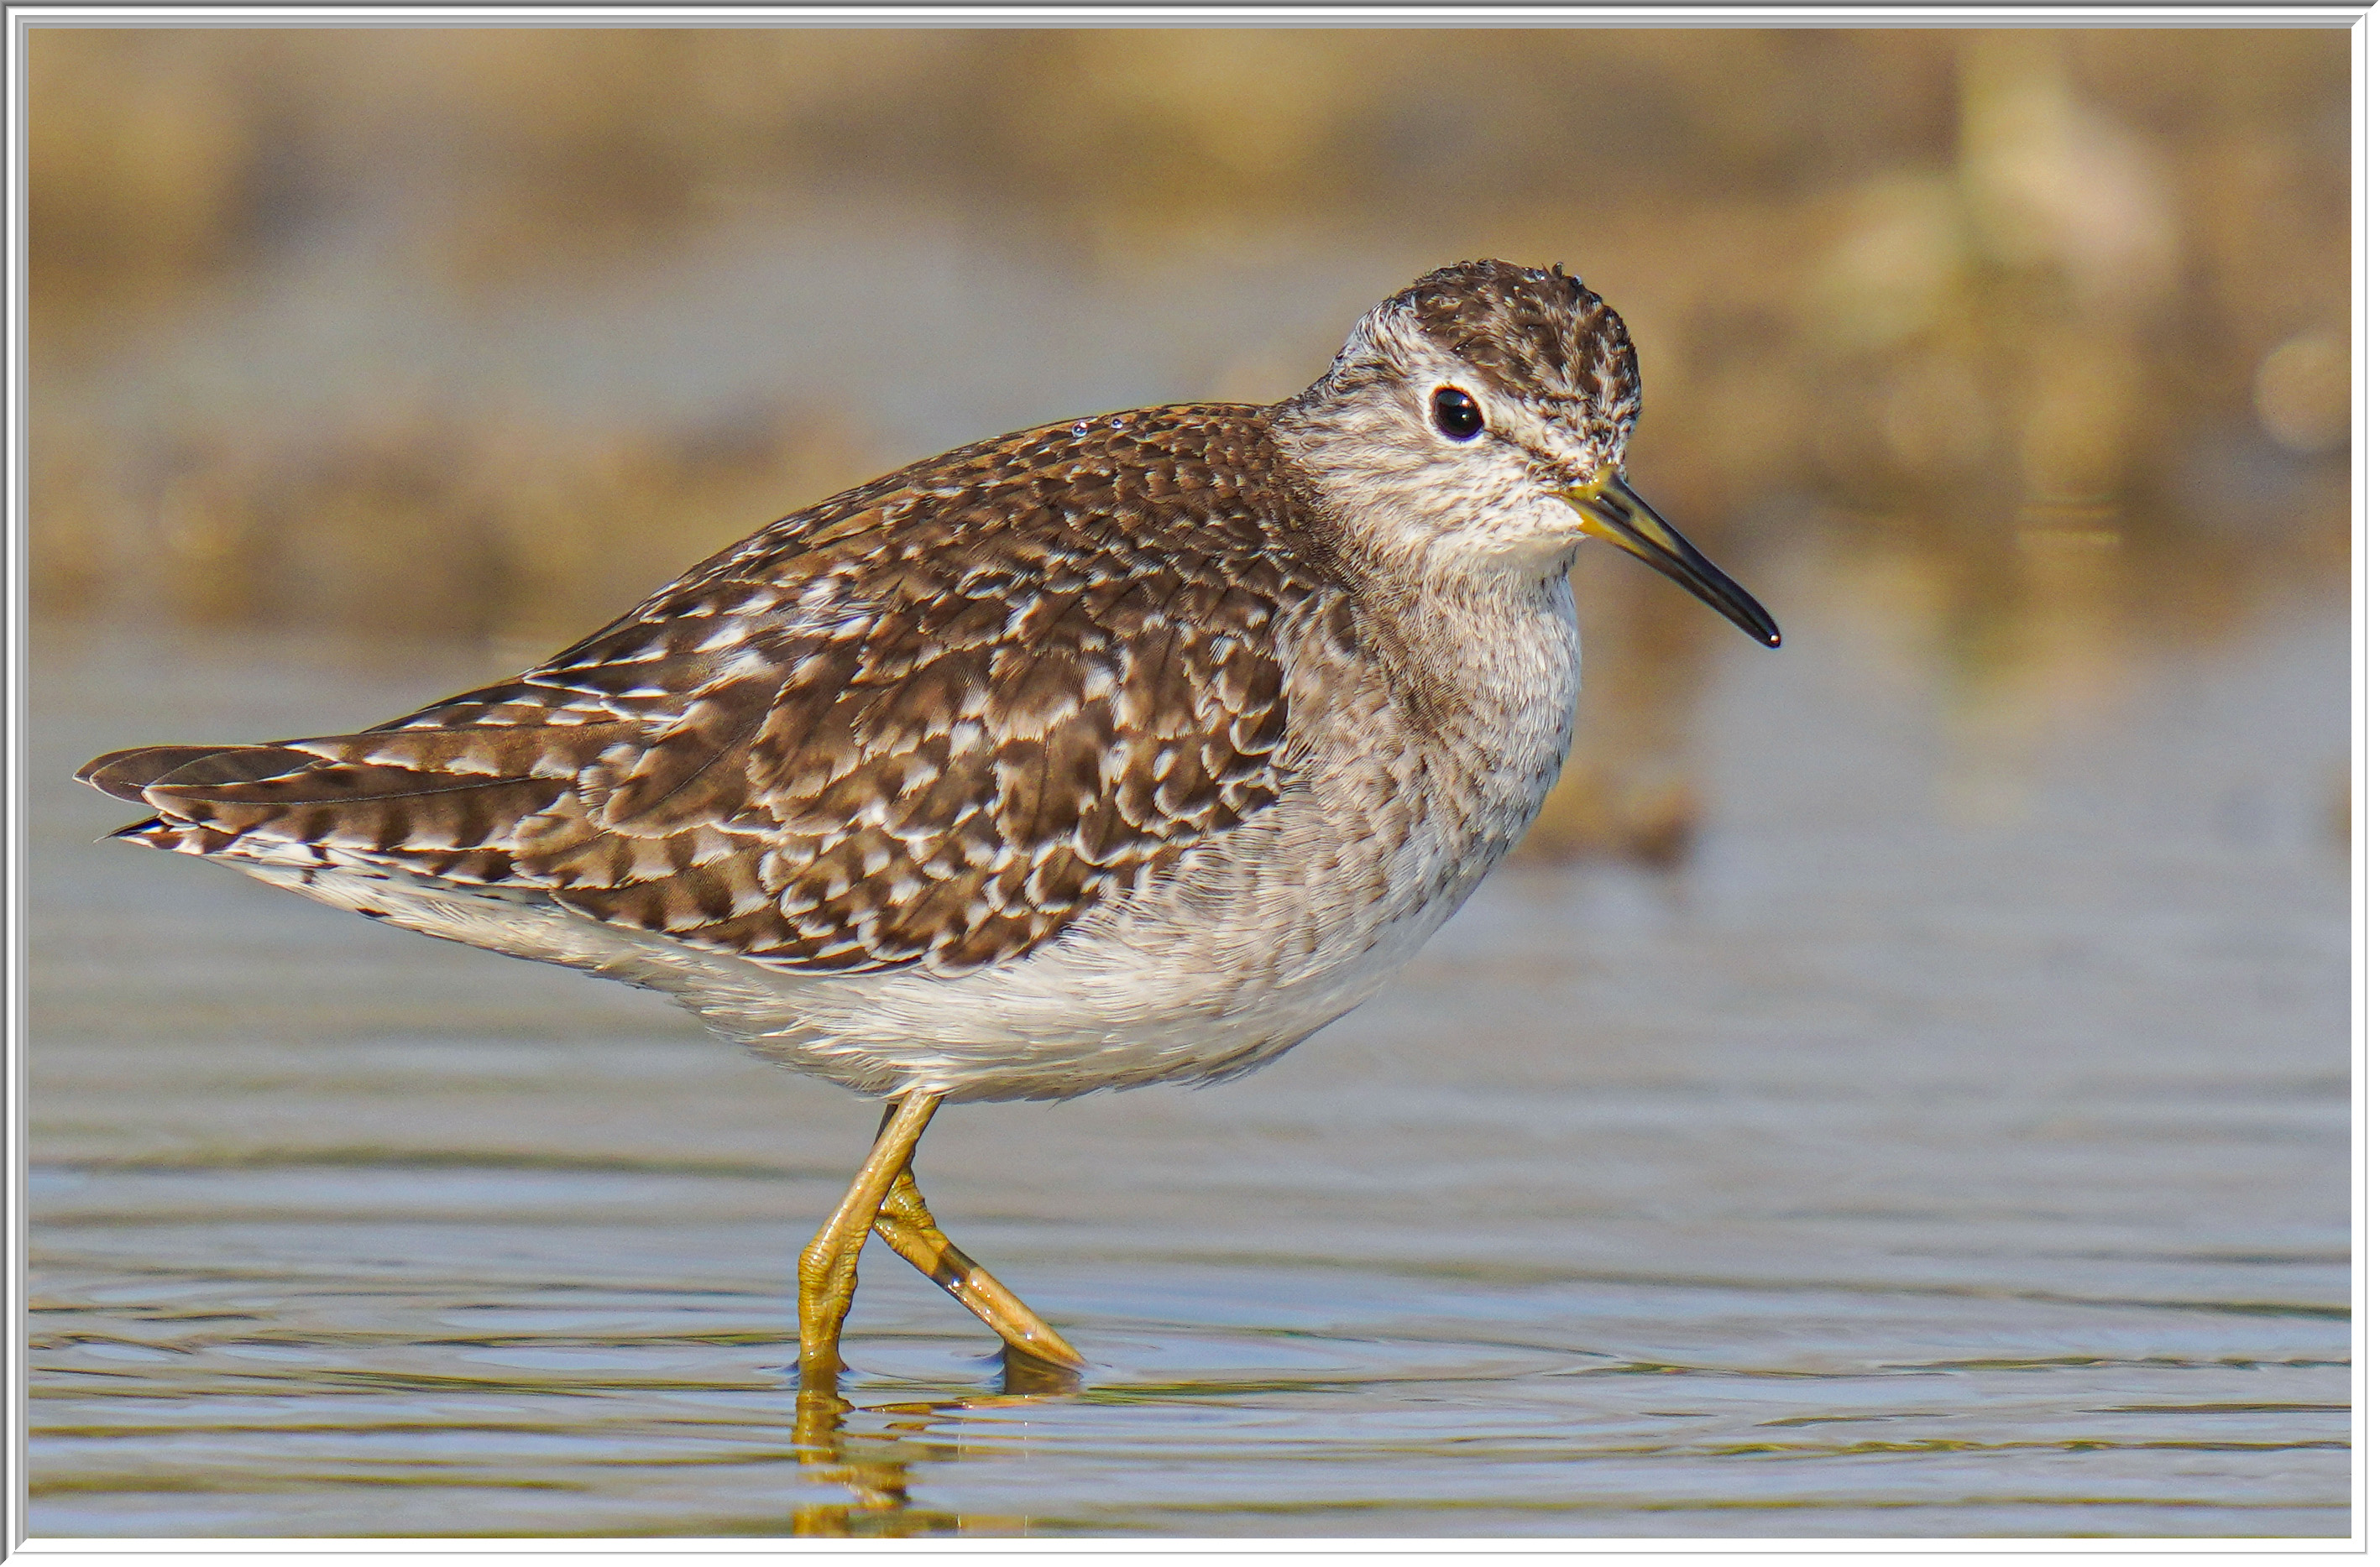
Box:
28, 26, 2351, 861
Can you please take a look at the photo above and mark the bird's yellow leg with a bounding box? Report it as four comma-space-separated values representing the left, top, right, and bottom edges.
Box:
871, 1164, 1087, 1371
798, 1089, 940, 1381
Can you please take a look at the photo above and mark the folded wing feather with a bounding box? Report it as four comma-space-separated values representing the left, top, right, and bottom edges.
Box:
78, 410, 1319, 977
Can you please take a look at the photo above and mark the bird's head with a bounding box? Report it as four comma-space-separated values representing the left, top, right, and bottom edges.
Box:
1277, 259, 1778, 648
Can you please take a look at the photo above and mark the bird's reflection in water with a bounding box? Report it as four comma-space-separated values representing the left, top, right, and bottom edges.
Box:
789, 1347, 1082, 1536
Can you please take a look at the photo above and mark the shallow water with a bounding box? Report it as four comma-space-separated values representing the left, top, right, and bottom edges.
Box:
25, 541, 2349, 1538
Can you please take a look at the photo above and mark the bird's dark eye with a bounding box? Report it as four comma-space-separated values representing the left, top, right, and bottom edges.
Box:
1431, 386, 1483, 441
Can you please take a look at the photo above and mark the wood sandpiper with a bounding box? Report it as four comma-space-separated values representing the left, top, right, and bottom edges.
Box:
81, 259, 1780, 1381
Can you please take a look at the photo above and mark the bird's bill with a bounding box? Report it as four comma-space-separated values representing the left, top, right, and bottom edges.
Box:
1561, 466, 1781, 648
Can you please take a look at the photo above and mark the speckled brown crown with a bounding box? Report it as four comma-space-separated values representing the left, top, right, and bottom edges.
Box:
1395, 260, 1642, 431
